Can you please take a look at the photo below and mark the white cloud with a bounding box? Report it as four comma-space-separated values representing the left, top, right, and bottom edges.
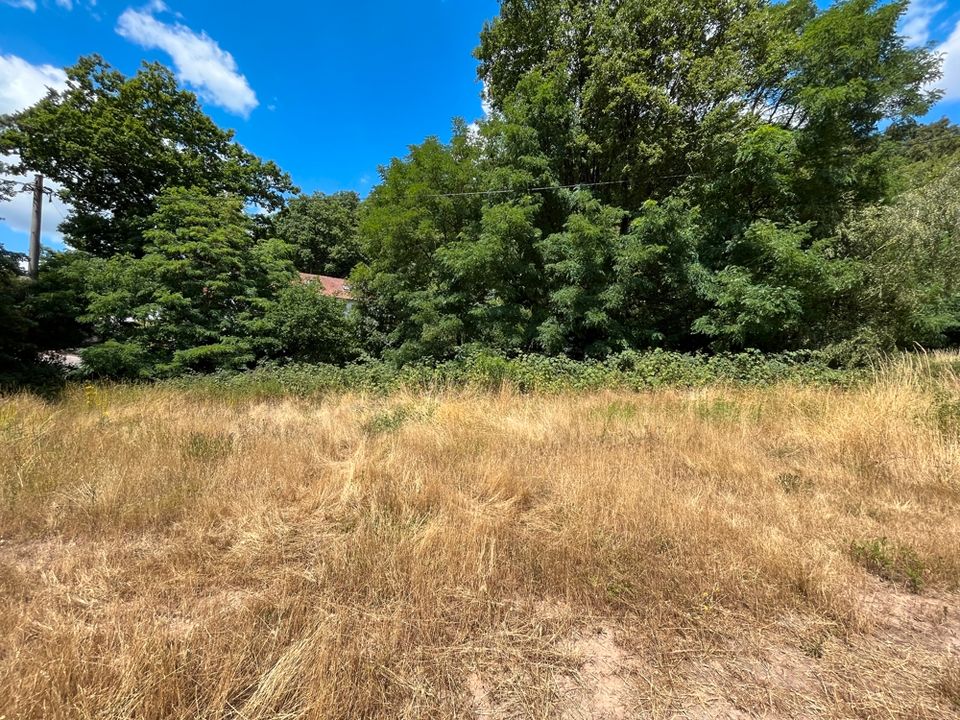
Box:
0, 56, 70, 247
902, 0, 945, 46
936, 20, 960, 101
1, 0, 37, 11
0, 156, 69, 249
0, 54, 67, 117
2, 0, 81, 9
116, 3, 258, 116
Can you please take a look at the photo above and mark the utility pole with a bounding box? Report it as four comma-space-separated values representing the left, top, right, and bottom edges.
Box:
1, 173, 54, 278
28, 174, 43, 280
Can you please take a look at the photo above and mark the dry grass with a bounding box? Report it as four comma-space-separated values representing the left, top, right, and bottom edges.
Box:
1, 356, 960, 718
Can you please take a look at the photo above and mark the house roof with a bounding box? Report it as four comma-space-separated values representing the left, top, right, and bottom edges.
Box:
298, 272, 354, 300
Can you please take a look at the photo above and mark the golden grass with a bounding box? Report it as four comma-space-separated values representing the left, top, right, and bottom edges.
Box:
1, 357, 960, 718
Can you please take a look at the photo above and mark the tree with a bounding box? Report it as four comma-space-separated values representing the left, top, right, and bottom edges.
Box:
691, 221, 859, 350
273, 191, 364, 276
80, 188, 296, 377
262, 283, 359, 364
839, 163, 960, 347
359, 0, 941, 361
26, 251, 103, 351
0, 56, 295, 258
355, 125, 489, 361
476, 0, 940, 234
885, 118, 960, 191
0, 246, 34, 380
538, 196, 702, 356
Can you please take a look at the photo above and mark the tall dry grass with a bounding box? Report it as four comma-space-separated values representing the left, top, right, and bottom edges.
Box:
1, 356, 960, 718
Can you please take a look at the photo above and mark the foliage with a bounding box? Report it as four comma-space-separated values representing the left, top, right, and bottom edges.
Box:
261, 283, 359, 364
840, 164, 960, 347
0, 247, 34, 380
851, 537, 926, 593
539, 196, 702, 356
354, 126, 492, 361
0, 56, 294, 257
885, 117, 960, 190
26, 250, 102, 351
692, 221, 859, 350
163, 348, 857, 399
273, 191, 364, 276
79, 188, 296, 377
356, 0, 946, 360
4, 2, 960, 383
0, 246, 67, 395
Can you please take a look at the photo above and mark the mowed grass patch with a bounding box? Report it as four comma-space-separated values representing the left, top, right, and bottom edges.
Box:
1, 358, 960, 718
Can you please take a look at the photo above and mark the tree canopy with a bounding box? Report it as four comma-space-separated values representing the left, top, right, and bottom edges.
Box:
0, 56, 295, 257
1, 0, 958, 383
273, 191, 364, 276
356, 0, 949, 360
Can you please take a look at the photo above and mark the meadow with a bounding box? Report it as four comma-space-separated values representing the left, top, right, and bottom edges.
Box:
1, 355, 960, 719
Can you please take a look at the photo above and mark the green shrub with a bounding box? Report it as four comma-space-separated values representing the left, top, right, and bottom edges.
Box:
850, 537, 926, 593
364, 406, 414, 435
162, 348, 859, 399
80, 341, 151, 380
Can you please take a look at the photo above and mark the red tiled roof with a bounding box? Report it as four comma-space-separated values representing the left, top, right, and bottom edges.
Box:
298, 273, 354, 300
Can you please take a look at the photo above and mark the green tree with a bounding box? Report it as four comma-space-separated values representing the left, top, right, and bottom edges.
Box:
477, 0, 939, 233
840, 163, 960, 346
262, 283, 359, 364
692, 221, 859, 350
26, 251, 102, 351
80, 188, 296, 377
354, 125, 488, 361
273, 191, 364, 276
885, 118, 960, 191
538, 196, 702, 356
0, 56, 294, 258
0, 246, 34, 380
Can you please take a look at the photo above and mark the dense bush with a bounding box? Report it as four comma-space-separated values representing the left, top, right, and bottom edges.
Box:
162, 349, 857, 399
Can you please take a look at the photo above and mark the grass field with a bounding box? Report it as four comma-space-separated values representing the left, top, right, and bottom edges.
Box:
2, 356, 960, 719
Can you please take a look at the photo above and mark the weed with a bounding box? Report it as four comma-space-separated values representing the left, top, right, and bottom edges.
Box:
850, 537, 926, 593
933, 392, 960, 437
365, 408, 409, 434
82, 383, 109, 421
594, 400, 638, 423
777, 472, 813, 493
800, 633, 828, 659
181, 432, 234, 461
694, 398, 741, 422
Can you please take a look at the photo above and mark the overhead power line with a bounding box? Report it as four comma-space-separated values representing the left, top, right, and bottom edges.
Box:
425, 132, 960, 200
426, 179, 631, 199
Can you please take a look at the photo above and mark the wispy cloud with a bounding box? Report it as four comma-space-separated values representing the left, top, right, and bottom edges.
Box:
0, 54, 67, 115
936, 19, 960, 101
116, 2, 258, 117
901, 0, 945, 46
1, 0, 37, 10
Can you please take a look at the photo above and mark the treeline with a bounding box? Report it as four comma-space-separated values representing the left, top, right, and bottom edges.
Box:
2, 0, 960, 386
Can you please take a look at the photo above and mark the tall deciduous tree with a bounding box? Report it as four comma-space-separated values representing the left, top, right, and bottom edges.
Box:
0, 56, 295, 258
361, 0, 942, 359
0, 247, 34, 380
273, 191, 364, 276
80, 188, 296, 377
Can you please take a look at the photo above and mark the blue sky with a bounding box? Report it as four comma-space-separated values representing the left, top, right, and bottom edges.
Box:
1, 0, 959, 254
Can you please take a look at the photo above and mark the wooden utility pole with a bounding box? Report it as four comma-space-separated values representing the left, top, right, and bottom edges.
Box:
28, 174, 43, 280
